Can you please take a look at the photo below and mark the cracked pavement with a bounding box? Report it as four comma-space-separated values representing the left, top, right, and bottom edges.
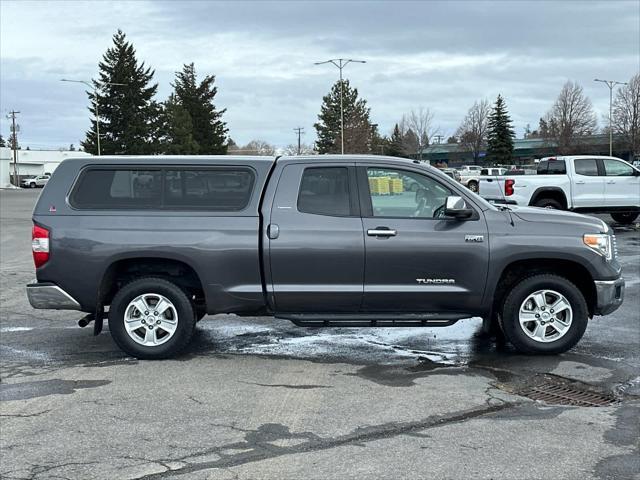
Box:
1, 189, 639, 480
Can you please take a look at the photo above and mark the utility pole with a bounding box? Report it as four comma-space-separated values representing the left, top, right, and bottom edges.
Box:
594, 78, 627, 157
7, 111, 20, 186
434, 134, 444, 144
293, 127, 304, 155
314, 58, 366, 154
61, 79, 127, 155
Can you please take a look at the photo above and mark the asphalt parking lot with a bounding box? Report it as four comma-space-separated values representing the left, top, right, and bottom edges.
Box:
1, 188, 639, 480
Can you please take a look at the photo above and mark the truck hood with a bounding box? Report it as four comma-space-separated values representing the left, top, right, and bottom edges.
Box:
510, 206, 608, 233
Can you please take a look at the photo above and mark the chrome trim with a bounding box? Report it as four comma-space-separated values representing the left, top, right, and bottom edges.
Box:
367, 229, 397, 237
594, 278, 625, 316
26, 281, 81, 310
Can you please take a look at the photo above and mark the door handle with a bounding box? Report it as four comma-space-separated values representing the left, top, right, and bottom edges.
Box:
367, 228, 397, 237
575, 180, 585, 184
267, 224, 280, 239
606, 180, 616, 184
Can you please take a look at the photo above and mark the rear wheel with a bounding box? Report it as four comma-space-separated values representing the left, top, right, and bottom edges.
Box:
467, 181, 478, 193
610, 212, 638, 225
109, 277, 196, 359
533, 197, 562, 209
500, 274, 588, 354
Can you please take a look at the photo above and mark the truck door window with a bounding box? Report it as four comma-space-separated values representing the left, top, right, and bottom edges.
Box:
574, 159, 599, 176
603, 159, 635, 176
297, 167, 351, 216
365, 168, 451, 218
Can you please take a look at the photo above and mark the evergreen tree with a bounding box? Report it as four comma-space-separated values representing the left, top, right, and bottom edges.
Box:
486, 95, 515, 164
159, 94, 200, 154
314, 79, 374, 154
69, 144, 76, 151
171, 63, 228, 154
82, 30, 160, 155
386, 124, 405, 157
0, 134, 5, 147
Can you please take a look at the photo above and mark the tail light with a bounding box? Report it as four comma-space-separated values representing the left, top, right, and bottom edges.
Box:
32, 224, 50, 268
505, 179, 515, 196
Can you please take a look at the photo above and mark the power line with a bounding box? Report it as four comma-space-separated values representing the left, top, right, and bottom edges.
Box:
293, 127, 304, 155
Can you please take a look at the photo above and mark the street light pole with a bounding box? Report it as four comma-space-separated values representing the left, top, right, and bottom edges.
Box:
61, 79, 127, 155
594, 78, 627, 157
315, 58, 366, 154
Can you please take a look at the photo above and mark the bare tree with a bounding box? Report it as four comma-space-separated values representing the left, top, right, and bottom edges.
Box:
543, 80, 597, 154
283, 143, 316, 155
399, 108, 437, 159
613, 73, 640, 159
234, 139, 276, 156
455, 99, 490, 162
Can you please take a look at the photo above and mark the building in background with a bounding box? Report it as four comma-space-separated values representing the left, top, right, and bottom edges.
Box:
421, 134, 634, 167
0, 148, 91, 187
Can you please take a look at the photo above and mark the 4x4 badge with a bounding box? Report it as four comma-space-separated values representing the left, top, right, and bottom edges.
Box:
465, 235, 484, 242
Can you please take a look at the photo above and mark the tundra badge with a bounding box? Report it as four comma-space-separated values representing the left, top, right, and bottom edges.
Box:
465, 235, 484, 242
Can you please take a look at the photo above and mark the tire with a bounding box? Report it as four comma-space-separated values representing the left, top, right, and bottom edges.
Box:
30, 183, 36, 188
468, 181, 478, 193
109, 277, 196, 359
533, 198, 562, 209
500, 274, 588, 354
611, 212, 639, 225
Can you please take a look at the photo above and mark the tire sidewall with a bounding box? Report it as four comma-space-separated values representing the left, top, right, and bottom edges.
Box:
534, 198, 561, 209
611, 212, 638, 224
501, 275, 588, 354
109, 278, 195, 359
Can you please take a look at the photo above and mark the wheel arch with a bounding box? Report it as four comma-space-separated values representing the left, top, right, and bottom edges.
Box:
98, 255, 206, 311
529, 187, 568, 209
489, 258, 597, 324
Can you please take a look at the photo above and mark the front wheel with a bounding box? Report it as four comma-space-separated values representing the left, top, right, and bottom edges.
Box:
467, 181, 478, 193
30, 182, 36, 188
610, 212, 638, 225
500, 274, 588, 354
109, 277, 196, 359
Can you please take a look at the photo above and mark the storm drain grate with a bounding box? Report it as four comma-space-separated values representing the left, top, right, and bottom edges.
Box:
518, 383, 617, 407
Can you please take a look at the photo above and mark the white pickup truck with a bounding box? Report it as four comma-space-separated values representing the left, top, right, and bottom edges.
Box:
460, 166, 506, 192
479, 155, 640, 224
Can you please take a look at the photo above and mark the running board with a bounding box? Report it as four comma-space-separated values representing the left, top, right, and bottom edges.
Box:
276, 313, 466, 327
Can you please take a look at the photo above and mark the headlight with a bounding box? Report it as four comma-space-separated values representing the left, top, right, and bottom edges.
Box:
583, 233, 612, 260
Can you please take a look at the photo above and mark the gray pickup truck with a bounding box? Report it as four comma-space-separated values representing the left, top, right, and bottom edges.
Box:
27, 155, 625, 359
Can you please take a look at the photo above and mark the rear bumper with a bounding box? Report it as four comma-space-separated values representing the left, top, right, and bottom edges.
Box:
594, 278, 625, 316
26, 281, 81, 310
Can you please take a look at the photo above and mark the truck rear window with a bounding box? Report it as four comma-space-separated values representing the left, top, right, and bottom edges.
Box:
70, 168, 254, 211
537, 160, 566, 175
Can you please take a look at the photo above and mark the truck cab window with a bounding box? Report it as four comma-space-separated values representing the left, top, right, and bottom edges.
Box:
574, 159, 599, 176
366, 168, 451, 218
603, 159, 635, 176
297, 167, 351, 216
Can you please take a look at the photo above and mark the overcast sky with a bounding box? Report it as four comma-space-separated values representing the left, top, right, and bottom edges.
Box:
1, 0, 639, 150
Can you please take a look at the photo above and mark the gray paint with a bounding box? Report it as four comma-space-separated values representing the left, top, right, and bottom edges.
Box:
30, 154, 623, 320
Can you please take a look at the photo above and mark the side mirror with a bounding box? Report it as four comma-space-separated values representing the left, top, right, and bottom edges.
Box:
444, 196, 473, 219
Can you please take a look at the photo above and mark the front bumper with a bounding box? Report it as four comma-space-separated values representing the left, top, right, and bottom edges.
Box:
594, 278, 625, 316
26, 281, 81, 310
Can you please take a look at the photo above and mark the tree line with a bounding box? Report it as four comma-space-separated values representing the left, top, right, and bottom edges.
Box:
71, 30, 639, 163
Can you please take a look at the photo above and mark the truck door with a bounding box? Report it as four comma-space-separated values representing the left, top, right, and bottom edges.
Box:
358, 165, 489, 314
267, 163, 364, 312
601, 158, 640, 207
572, 158, 605, 207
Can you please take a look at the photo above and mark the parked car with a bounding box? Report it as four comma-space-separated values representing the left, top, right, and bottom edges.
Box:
21, 174, 49, 188
479, 155, 640, 224
28, 155, 624, 359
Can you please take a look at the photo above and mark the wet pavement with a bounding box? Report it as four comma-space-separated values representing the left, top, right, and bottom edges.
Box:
1, 189, 639, 479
